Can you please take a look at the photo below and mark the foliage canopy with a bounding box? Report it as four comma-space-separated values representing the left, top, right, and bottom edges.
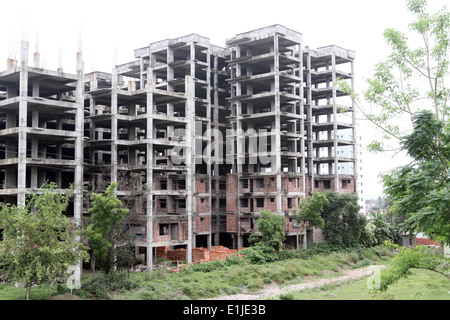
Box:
0, 183, 89, 299
321, 191, 366, 248
87, 182, 133, 273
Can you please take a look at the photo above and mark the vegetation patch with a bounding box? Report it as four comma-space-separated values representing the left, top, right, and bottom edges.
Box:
273, 268, 450, 300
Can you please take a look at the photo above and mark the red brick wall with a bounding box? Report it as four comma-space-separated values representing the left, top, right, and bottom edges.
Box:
166, 248, 186, 261
282, 176, 303, 192
156, 246, 168, 259
152, 221, 188, 242
192, 247, 210, 263
285, 217, 301, 232
281, 196, 301, 212
339, 178, 356, 193
416, 238, 439, 246
314, 179, 336, 192
226, 214, 237, 232
195, 176, 209, 193
264, 198, 277, 212
195, 215, 210, 232
155, 197, 168, 214
195, 196, 210, 213
266, 176, 276, 190
312, 178, 356, 193
226, 174, 238, 213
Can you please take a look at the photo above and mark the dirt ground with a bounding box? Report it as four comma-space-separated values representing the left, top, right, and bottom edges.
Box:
209, 265, 386, 300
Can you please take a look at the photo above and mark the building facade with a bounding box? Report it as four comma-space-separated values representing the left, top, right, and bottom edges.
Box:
0, 25, 357, 269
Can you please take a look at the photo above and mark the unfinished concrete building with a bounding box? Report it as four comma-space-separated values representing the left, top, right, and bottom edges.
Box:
225, 26, 306, 249
0, 24, 357, 269
0, 40, 84, 229
303, 45, 356, 194
224, 26, 356, 249
84, 34, 230, 268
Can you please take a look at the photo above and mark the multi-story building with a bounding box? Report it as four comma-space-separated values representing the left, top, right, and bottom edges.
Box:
0, 25, 357, 270
225, 26, 356, 249
84, 34, 231, 267
0, 40, 84, 230
225, 26, 306, 249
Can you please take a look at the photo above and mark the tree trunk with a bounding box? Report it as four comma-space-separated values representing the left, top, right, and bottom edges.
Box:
90, 251, 96, 274
26, 286, 30, 300
48, 282, 53, 298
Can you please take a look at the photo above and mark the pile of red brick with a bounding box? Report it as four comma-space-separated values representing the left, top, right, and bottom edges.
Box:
157, 245, 242, 264
209, 246, 239, 261
415, 237, 439, 246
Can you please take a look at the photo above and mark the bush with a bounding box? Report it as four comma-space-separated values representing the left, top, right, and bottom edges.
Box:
240, 243, 279, 264
279, 292, 294, 300
55, 284, 90, 299
82, 277, 111, 300
81, 272, 140, 300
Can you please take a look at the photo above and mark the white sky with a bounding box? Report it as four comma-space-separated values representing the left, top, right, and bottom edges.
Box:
1, 0, 448, 199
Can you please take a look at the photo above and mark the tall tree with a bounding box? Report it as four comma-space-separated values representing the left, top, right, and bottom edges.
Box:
321, 192, 365, 248
248, 210, 286, 251
381, 110, 449, 244
87, 182, 131, 274
243, 210, 286, 264
338, 0, 450, 291
0, 183, 88, 300
337, 0, 450, 152
292, 192, 328, 248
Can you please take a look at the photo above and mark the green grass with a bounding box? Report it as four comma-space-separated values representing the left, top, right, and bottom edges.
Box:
270, 268, 450, 300
0, 245, 424, 300
0, 284, 49, 300
105, 246, 395, 300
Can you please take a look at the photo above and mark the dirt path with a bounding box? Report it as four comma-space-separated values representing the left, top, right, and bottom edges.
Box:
209, 265, 386, 300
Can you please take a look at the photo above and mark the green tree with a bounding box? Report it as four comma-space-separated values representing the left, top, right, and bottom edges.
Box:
381, 110, 449, 244
334, 0, 449, 290
248, 210, 286, 251
0, 183, 89, 300
87, 182, 132, 274
360, 211, 399, 247
336, 0, 450, 152
243, 210, 286, 264
292, 192, 328, 248
370, 241, 449, 293
321, 192, 365, 248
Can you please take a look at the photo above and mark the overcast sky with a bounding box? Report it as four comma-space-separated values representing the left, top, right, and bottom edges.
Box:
1, 0, 448, 199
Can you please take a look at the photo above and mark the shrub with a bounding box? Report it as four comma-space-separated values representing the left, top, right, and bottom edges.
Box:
55, 284, 90, 299
82, 277, 110, 300
279, 292, 294, 300
81, 272, 140, 300
240, 243, 279, 264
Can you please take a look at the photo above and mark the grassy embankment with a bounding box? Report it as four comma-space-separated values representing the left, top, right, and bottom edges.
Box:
1, 245, 448, 300
273, 268, 450, 300
0, 245, 394, 300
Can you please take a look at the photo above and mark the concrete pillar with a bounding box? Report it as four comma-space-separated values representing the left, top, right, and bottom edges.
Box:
74, 51, 85, 282
146, 65, 155, 271
331, 52, 339, 192
111, 68, 119, 183
7, 58, 17, 70
185, 74, 194, 264
306, 51, 314, 193
33, 51, 39, 68
351, 59, 358, 194
17, 41, 29, 206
